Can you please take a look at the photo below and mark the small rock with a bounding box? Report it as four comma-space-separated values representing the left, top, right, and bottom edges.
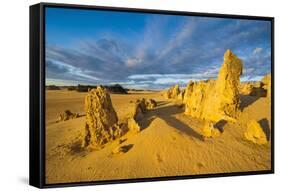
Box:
128, 118, 141, 133
244, 120, 268, 145
202, 121, 221, 138
58, 110, 79, 122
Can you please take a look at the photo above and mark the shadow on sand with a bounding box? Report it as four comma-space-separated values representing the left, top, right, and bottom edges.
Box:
214, 119, 227, 133
258, 118, 271, 141
240, 94, 261, 111
140, 103, 204, 141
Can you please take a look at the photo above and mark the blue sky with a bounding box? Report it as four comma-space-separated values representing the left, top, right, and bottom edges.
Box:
45, 7, 271, 89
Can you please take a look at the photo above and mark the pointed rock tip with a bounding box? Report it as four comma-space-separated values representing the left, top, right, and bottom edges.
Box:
224, 49, 233, 59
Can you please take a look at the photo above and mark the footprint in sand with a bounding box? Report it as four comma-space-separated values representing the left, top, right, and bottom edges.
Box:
196, 162, 205, 169
156, 153, 163, 163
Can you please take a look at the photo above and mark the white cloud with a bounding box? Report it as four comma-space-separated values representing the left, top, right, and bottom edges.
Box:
253, 47, 263, 55
125, 58, 142, 67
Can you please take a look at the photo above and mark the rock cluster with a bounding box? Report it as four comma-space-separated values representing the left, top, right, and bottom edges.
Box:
239, 81, 267, 97
82, 86, 126, 148
128, 98, 157, 133
165, 85, 180, 99
177, 89, 186, 101
244, 120, 268, 145
145, 99, 157, 109
58, 110, 79, 122
82, 88, 158, 147
184, 50, 243, 122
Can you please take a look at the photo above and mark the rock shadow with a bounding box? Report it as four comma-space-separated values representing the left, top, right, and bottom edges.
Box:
138, 116, 156, 130
240, 94, 261, 111
144, 105, 204, 141
119, 144, 134, 153
258, 118, 271, 141
68, 139, 87, 157
214, 119, 227, 133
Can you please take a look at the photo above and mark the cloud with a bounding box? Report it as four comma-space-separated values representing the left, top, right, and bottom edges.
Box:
125, 58, 142, 67
253, 47, 263, 55
46, 14, 271, 89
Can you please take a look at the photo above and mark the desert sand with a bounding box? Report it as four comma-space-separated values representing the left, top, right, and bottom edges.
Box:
45, 90, 271, 184
45, 50, 271, 184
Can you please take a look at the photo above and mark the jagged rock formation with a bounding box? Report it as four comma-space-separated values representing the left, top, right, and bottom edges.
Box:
127, 98, 156, 133
244, 120, 268, 145
82, 86, 126, 148
166, 85, 180, 99
58, 110, 79, 122
132, 99, 147, 120
184, 50, 243, 122
177, 89, 186, 101
145, 99, 157, 109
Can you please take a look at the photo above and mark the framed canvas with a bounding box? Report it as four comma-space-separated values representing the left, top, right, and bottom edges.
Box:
30, 2, 274, 188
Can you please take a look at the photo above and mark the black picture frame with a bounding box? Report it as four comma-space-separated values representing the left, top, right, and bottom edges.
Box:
30, 2, 275, 189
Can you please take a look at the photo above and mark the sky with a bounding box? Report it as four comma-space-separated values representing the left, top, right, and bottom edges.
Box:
45, 7, 272, 89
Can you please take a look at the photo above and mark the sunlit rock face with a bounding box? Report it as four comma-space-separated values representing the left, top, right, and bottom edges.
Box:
165, 84, 180, 99
261, 74, 271, 100
83, 86, 124, 148
184, 50, 243, 122
239, 81, 266, 97
128, 98, 157, 133
244, 120, 268, 145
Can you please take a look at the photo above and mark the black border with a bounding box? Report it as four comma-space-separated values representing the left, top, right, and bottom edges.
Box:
30, 2, 275, 189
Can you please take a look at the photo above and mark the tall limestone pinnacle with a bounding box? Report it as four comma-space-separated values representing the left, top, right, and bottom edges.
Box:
184, 49, 243, 122
82, 86, 124, 148
216, 49, 243, 117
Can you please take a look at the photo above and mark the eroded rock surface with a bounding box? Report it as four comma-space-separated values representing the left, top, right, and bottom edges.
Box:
145, 99, 157, 109
82, 86, 125, 148
184, 50, 243, 122
128, 98, 156, 133
166, 85, 180, 99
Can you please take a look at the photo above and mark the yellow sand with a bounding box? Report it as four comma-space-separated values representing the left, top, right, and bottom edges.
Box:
45, 90, 271, 184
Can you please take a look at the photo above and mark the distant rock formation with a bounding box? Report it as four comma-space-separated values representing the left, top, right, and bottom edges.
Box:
58, 110, 79, 122
262, 74, 271, 99
239, 81, 267, 97
73, 84, 127, 94
82, 86, 126, 148
46, 85, 61, 90
128, 98, 157, 133
244, 120, 268, 145
145, 99, 157, 109
165, 85, 180, 99
132, 99, 147, 120
106, 84, 128, 94
177, 89, 186, 101
184, 50, 243, 122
